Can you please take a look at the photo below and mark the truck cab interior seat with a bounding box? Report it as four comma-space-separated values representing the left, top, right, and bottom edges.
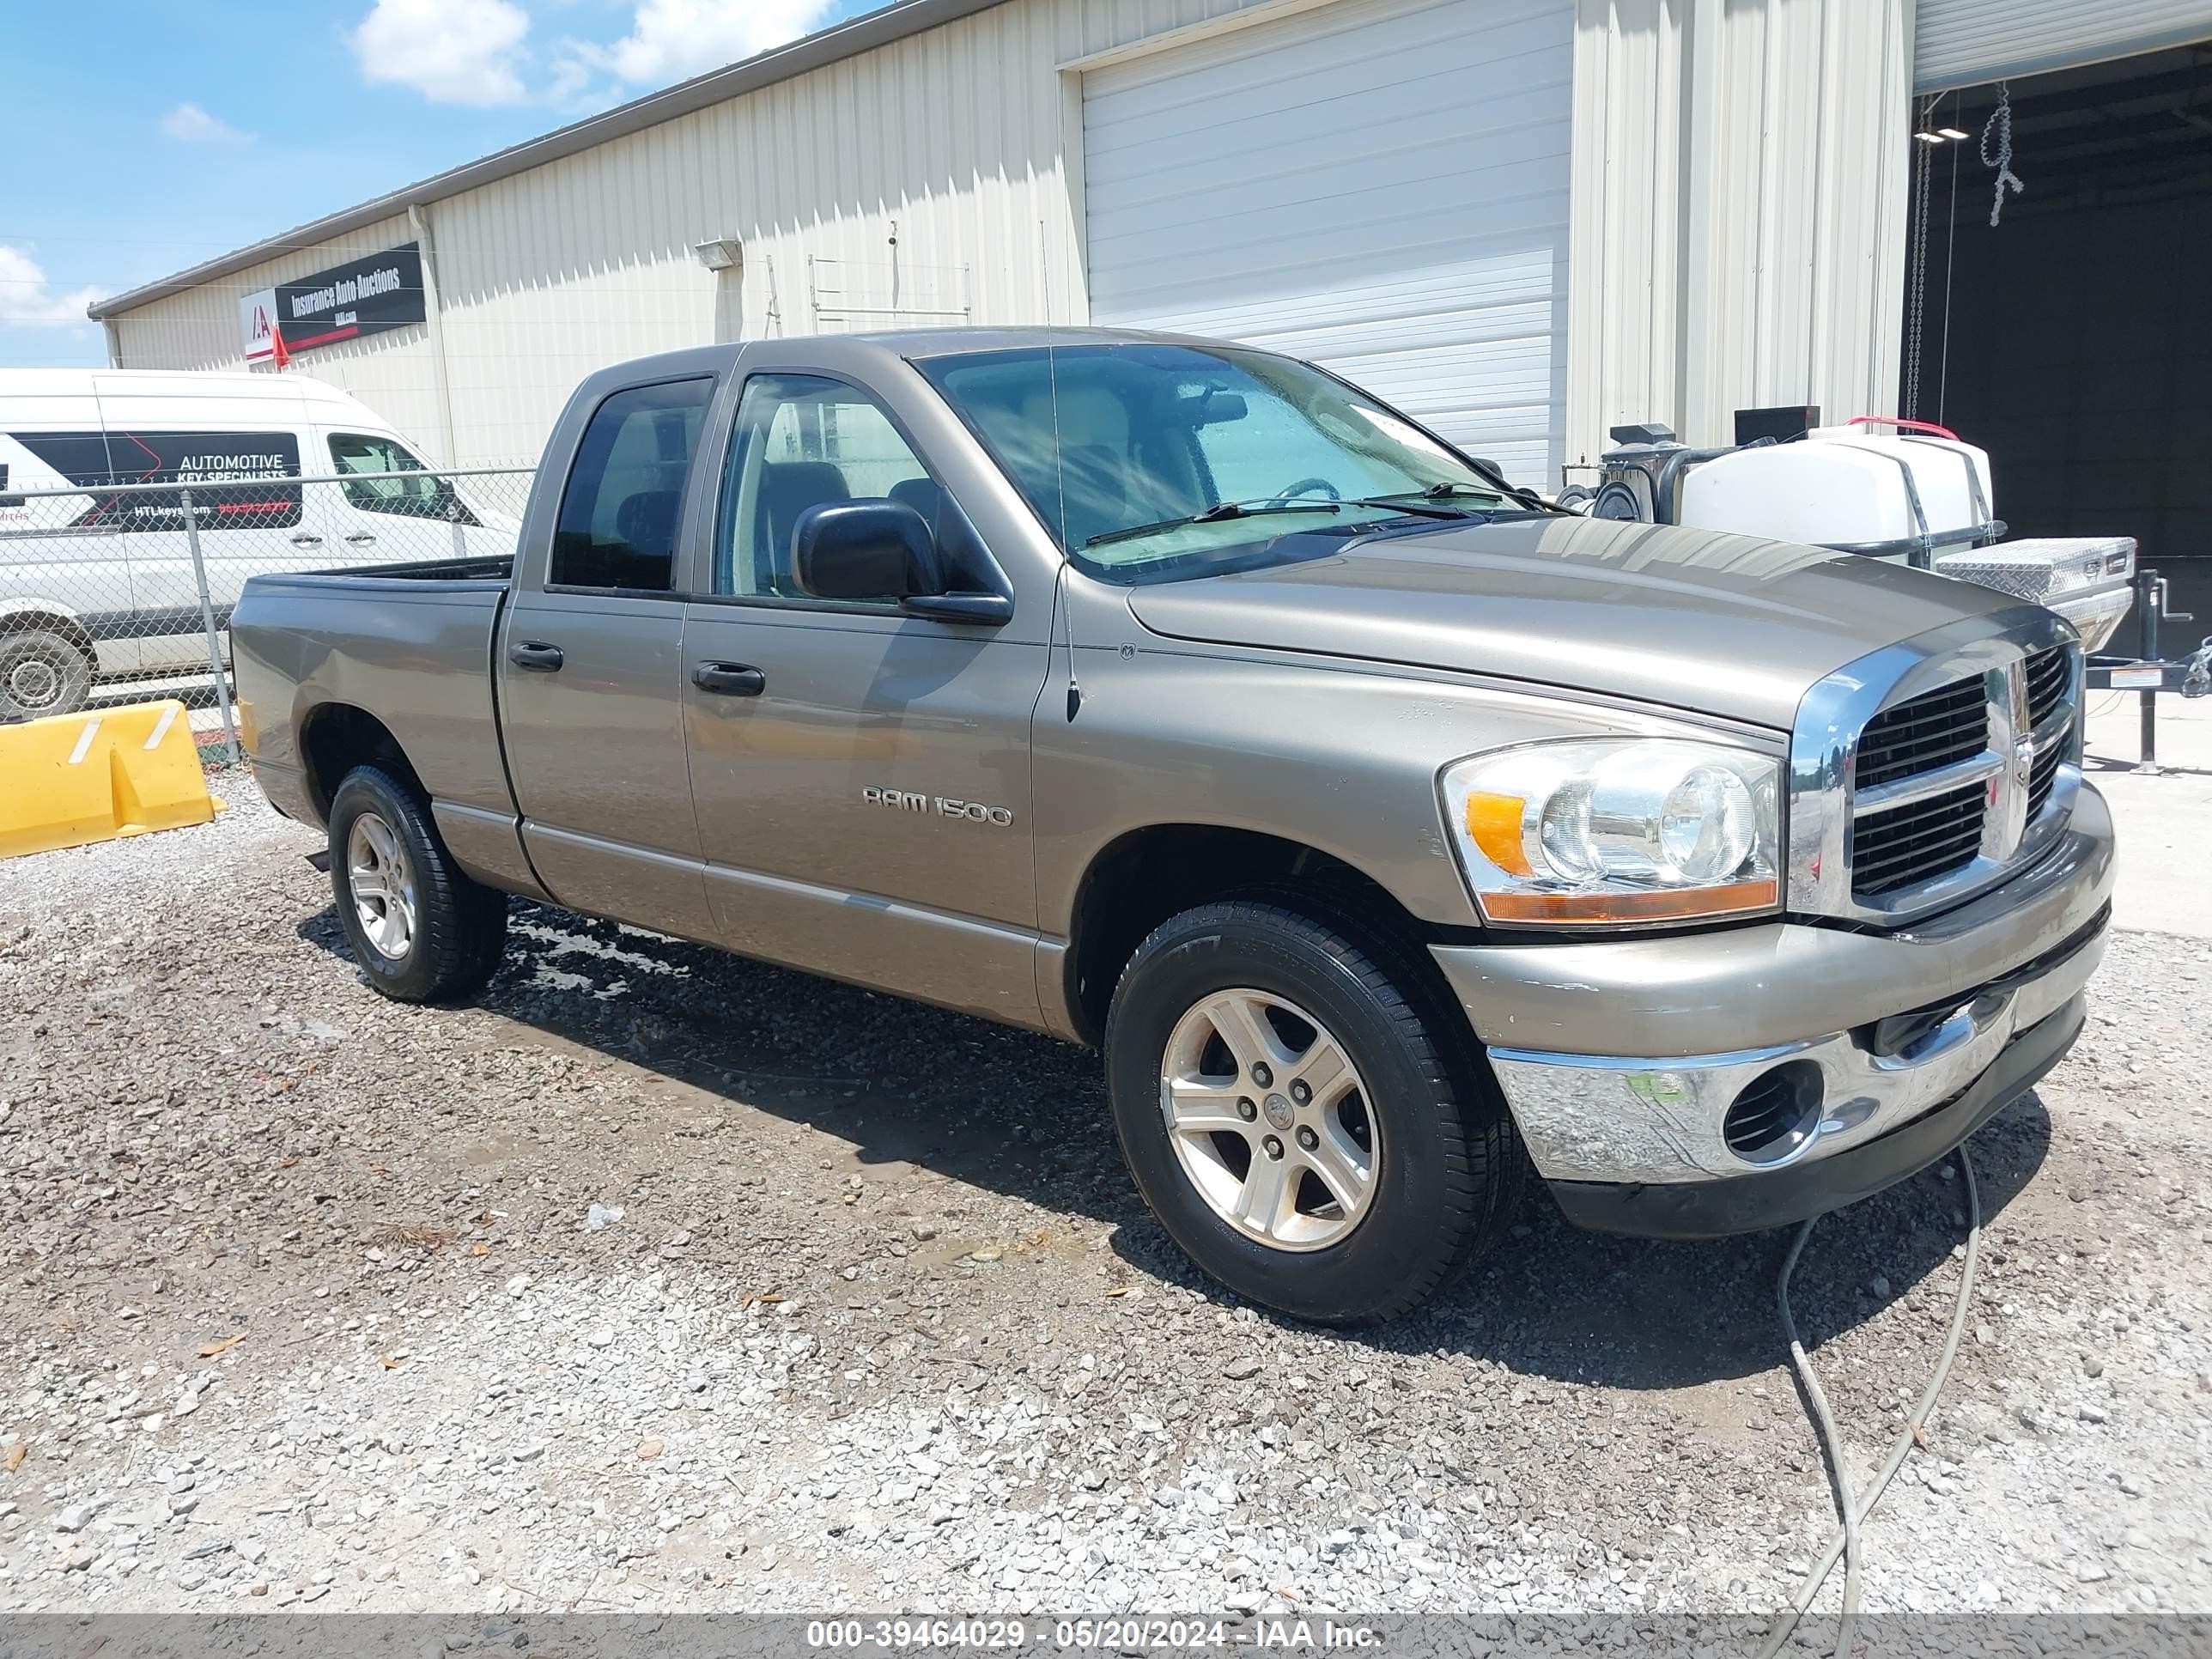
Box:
756, 460, 851, 595
613, 489, 679, 551
1016, 384, 1135, 550
888, 476, 943, 530
558, 487, 677, 588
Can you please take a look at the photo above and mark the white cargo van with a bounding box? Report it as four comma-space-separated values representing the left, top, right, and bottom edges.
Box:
0, 369, 515, 720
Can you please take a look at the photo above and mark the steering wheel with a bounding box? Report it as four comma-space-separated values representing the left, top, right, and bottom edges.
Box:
1267, 477, 1341, 507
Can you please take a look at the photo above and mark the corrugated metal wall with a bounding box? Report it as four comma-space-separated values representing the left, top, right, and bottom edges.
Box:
1565, 0, 1911, 465
105, 212, 450, 453
108, 0, 1912, 477
105, 0, 1292, 467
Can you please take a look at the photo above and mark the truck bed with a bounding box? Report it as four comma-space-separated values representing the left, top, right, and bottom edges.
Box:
229, 558, 518, 840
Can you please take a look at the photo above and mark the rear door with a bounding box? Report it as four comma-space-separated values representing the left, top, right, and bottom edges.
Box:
495, 373, 718, 939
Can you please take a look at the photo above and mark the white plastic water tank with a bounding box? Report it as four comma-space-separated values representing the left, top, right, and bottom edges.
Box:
1675, 426, 1996, 558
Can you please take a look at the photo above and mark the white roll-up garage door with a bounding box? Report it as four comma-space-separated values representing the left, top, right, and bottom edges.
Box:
1917, 0, 2212, 92
1081, 0, 1571, 486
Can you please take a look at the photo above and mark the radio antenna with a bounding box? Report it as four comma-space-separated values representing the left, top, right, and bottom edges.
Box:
1044, 334, 1083, 720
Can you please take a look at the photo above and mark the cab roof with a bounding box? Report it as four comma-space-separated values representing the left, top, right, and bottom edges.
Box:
856, 325, 1213, 357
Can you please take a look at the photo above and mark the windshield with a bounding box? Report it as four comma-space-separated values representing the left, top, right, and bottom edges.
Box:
915, 343, 1512, 583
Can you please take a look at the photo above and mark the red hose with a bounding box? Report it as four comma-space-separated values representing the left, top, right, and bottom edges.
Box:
1849, 415, 1960, 440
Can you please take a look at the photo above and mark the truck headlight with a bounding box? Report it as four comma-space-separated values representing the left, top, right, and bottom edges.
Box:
1439, 739, 1781, 925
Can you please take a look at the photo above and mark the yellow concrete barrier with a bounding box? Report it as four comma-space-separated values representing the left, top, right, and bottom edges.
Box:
0, 700, 215, 860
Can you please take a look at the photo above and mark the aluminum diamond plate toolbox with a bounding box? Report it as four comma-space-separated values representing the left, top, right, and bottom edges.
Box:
1936, 536, 2135, 602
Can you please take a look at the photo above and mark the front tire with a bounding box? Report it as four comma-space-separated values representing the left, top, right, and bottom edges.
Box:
1104, 899, 1522, 1324
328, 764, 507, 1002
0, 628, 95, 722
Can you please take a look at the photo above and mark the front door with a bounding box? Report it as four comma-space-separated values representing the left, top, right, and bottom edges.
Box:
679, 368, 1051, 1025
495, 374, 717, 940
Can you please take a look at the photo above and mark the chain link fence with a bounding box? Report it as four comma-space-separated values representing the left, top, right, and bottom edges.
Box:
0, 465, 534, 757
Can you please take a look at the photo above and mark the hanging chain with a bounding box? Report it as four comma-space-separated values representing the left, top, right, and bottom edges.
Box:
1982, 83, 2025, 226
1904, 100, 1936, 420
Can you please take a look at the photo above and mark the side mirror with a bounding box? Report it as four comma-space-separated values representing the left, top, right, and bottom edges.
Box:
791, 499, 942, 601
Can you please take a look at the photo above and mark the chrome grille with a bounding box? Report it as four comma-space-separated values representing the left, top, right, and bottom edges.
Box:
1853, 780, 1986, 895
2027, 738, 2064, 822
1790, 611, 2083, 927
1849, 676, 1991, 898
2025, 645, 2069, 729
1855, 678, 1989, 790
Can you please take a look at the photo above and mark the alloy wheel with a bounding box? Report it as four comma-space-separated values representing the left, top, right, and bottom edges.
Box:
1158, 988, 1380, 1252
346, 811, 418, 960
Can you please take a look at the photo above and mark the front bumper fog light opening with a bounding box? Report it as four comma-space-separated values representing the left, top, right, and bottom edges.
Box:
1723, 1060, 1825, 1166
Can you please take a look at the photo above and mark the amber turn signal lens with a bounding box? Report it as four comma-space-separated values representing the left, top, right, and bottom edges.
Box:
1479, 878, 1779, 925
1463, 790, 1532, 877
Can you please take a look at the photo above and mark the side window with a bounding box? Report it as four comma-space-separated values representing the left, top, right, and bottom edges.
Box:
714, 374, 934, 601
550, 378, 713, 591
329, 432, 477, 525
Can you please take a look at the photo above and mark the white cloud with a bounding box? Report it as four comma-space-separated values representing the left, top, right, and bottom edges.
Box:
0, 245, 102, 330
352, 0, 532, 106
561, 0, 836, 91
351, 0, 841, 108
160, 103, 252, 143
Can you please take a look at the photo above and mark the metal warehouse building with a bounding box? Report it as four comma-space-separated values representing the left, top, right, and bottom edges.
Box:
88, 0, 2212, 568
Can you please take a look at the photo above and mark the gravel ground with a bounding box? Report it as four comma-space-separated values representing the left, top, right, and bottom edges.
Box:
1, 781, 2208, 1621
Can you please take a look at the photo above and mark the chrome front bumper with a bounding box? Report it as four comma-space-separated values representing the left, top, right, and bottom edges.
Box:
1432, 781, 2114, 1200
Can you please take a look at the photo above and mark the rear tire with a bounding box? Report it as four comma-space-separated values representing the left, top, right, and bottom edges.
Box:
0, 628, 94, 722
1104, 898, 1522, 1324
328, 764, 507, 1002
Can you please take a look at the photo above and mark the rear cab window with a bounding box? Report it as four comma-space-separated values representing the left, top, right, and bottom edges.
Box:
550, 379, 714, 592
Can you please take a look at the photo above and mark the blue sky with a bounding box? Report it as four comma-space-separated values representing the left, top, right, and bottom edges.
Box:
1, 0, 860, 370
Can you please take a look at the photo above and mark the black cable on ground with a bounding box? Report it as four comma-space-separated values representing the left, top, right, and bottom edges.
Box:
1757, 1148, 1985, 1658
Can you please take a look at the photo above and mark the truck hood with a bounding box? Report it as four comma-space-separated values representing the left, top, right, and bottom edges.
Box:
1123, 514, 2017, 730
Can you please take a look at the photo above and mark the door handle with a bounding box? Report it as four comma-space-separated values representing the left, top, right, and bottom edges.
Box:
691, 660, 765, 697
344, 532, 377, 545
508, 640, 565, 672
290, 532, 324, 546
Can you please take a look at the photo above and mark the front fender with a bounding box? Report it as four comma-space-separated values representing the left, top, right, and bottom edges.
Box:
1031, 592, 1780, 940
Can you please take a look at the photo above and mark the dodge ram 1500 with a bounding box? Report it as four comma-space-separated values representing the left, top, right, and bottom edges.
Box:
231, 330, 2112, 1322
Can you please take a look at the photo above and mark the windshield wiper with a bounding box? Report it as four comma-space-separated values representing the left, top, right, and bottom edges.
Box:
1419, 476, 1569, 515
1084, 498, 1342, 548
1342, 492, 1488, 520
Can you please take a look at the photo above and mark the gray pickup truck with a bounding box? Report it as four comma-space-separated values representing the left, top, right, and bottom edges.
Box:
232, 330, 2113, 1323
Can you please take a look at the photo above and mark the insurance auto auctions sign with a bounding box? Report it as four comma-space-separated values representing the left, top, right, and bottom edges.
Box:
240, 242, 425, 362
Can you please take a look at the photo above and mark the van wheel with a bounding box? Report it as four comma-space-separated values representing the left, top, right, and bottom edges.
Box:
1103, 899, 1522, 1325
328, 764, 508, 1002
0, 629, 94, 722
